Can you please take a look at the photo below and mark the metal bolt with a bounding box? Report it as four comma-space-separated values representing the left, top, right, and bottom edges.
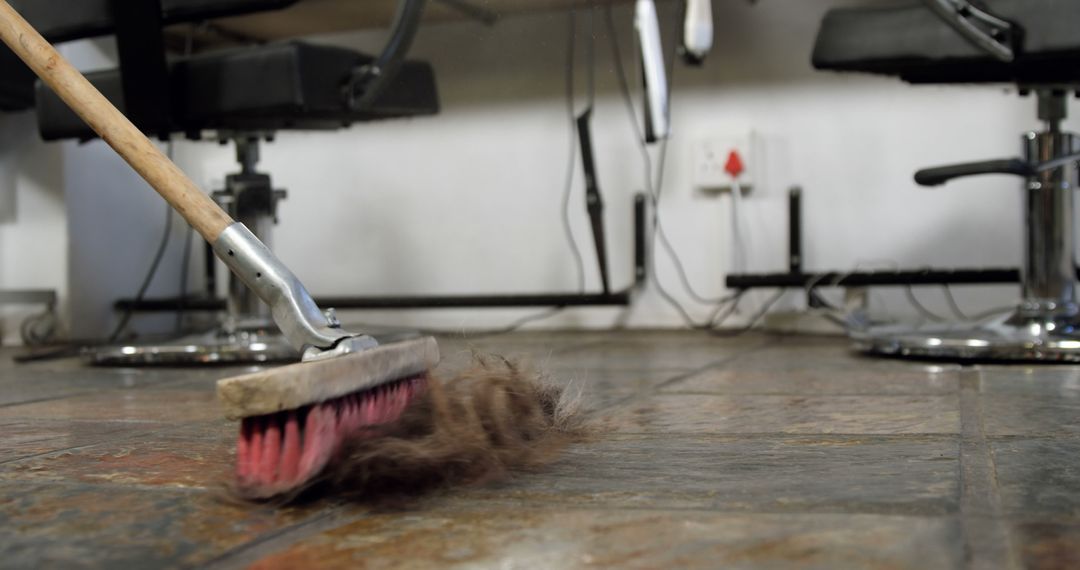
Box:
325, 308, 341, 328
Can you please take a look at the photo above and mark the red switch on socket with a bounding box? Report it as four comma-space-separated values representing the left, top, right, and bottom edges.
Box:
724, 150, 745, 179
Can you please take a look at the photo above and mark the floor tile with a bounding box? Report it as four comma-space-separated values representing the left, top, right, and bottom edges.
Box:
976, 366, 1080, 398
1, 354, 257, 381
0, 371, 143, 407
992, 438, 1080, 519
0, 364, 249, 407
980, 396, 1080, 437
538, 339, 760, 372
539, 368, 684, 411
0, 420, 140, 464
1013, 521, 1080, 570
434, 332, 609, 365
431, 354, 685, 413
0, 482, 323, 569
450, 435, 959, 515
543, 367, 682, 392
2, 333, 1075, 567
724, 349, 942, 372
610, 394, 961, 435
250, 509, 962, 570
0, 426, 234, 490
975, 367, 1080, 439
433, 343, 570, 375
0, 386, 223, 423
665, 367, 959, 396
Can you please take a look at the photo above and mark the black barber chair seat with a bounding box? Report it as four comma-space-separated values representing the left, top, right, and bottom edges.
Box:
813, 0, 1080, 362
36, 41, 438, 140
0, 47, 35, 111
0, 0, 297, 111
813, 0, 1080, 84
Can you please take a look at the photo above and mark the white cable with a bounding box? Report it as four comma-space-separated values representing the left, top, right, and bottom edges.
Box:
729, 179, 747, 274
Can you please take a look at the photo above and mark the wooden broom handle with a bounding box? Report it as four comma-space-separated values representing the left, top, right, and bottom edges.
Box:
0, 0, 234, 243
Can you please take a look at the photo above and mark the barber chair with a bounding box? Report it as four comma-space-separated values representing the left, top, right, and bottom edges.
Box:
813, 0, 1080, 361
15, 0, 437, 364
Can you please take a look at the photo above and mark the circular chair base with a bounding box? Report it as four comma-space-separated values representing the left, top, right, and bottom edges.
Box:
853, 312, 1080, 363
86, 328, 299, 365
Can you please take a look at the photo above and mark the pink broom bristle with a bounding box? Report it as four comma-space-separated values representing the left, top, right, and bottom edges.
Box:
231, 358, 590, 504
234, 375, 428, 499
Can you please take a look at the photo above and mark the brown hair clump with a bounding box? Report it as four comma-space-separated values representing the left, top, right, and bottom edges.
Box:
296, 356, 587, 503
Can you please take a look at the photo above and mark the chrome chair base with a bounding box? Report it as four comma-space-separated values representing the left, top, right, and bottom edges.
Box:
85, 326, 298, 365
853, 310, 1080, 362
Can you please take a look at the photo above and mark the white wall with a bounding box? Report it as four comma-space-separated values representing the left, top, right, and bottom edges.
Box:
61, 40, 194, 341
3, 0, 1065, 342
174, 0, 1036, 331
0, 110, 65, 343
0, 39, 191, 344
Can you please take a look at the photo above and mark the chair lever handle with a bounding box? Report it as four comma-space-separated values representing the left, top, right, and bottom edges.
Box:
914, 158, 1033, 187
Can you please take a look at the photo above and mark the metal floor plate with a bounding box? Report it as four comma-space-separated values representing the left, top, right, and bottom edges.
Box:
85, 328, 299, 366
853, 313, 1080, 362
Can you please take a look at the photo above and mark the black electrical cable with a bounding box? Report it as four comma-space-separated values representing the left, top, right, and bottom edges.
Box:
586, 1, 597, 110
108, 201, 175, 342
606, 5, 728, 299
175, 33, 195, 334
904, 285, 947, 322
708, 289, 746, 327
340, 306, 569, 341
605, 5, 708, 327
561, 8, 586, 293
449, 10, 599, 335
187, 20, 563, 344
647, 25, 728, 307
942, 283, 1014, 323
107, 139, 182, 343
16, 146, 182, 359
605, 2, 733, 331
416, 10, 589, 338
942, 283, 972, 321
420, 306, 568, 338
604, 6, 645, 147
709, 289, 786, 336
402, 11, 590, 337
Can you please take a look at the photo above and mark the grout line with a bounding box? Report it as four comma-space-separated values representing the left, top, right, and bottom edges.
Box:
0, 371, 221, 410
591, 429, 963, 438
436, 496, 960, 518
572, 431, 962, 442
439, 502, 963, 519
547, 338, 621, 355
651, 338, 776, 392
581, 337, 801, 416
197, 507, 359, 570
0, 391, 104, 409
957, 368, 1020, 570
653, 390, 960, 397
984, 432, 1080, 442
0, 477, 209, 494
593, 430, 961, 439
197, 500, 970, 568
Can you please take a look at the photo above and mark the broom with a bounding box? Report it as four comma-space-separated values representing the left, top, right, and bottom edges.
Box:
0, 1, 447, 499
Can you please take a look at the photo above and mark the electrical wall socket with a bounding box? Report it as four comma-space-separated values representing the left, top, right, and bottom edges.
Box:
693, 132, 758, 195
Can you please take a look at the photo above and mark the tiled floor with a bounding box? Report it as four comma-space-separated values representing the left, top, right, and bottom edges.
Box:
1, 331, 1079, 569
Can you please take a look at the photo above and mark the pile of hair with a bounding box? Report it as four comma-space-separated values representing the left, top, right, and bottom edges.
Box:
265, 356, 587, 504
